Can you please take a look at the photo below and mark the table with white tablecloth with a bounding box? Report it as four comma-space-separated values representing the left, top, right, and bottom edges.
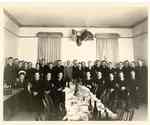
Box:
63, 83, 117, 121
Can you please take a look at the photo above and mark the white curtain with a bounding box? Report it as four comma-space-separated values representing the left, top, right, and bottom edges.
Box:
96, 34, 119, 63
37, 32, 63, 63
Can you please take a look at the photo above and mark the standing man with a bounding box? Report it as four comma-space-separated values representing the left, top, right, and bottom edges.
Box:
53, 60, 64, 81
4, 57, 15, 88
64, 60, 72, 87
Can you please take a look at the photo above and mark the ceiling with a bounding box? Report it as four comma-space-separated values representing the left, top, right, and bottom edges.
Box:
3, 4, 148, 28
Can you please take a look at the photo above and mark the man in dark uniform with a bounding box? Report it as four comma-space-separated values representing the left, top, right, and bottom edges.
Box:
128, 68, 139, 109
30, 72, 44, 120
93, 60, 101, 81
26, 62, 35, 82
53, 60, 64, 81
43, 72, 56, 119
107, 73, 118, 112
45, 62, 54, 80
77, 63, 83, 82
72, 60, 79, 82
33, 63, 43, 78
135, 59, 147, 104
13, 58, 19, 80
39, 58, 48, 80
4, 57, 15, 88
122, 60, 130, 87
116, 62, 124, 82
54, 72, 66, 116
95, 71, 105, 100
117, 72, 129, 111
85, 61, 95, 80
100, 60, 109, 84
64, 60, 72, 87
15, 72, 29, 111
43, 72, 55, 100
81, 61, 87, 84
84, 71, 95, 93
107, 62, 117, 83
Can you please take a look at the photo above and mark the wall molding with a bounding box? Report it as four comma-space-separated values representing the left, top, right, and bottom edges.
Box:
3, 9, 21, 27
4, 25, 147, 39
3, 27, 19, 37
3, 27, 136, 39
131, 17, 148, 28
133, 32, 147, 38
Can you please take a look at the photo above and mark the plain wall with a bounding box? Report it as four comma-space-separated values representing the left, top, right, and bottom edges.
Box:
118, 38, 134, 62
17, 37, 38, 65
3, 11, 19, 58
18, 27, 134, 64
132, 20, 148, 65
0, 8, 5, 91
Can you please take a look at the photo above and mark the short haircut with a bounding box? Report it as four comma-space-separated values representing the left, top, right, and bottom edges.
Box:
8, 57, 13, 60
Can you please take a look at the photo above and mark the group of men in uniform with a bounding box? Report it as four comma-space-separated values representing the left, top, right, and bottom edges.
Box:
4, 57, 147, 120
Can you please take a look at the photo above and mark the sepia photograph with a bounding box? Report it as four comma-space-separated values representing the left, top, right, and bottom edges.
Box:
0, 2, 148, 121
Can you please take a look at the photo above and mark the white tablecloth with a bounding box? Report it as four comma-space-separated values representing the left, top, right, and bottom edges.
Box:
63, 83, 117, 121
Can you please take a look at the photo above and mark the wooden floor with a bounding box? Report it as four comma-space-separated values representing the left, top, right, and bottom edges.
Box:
8, 104, 147, 121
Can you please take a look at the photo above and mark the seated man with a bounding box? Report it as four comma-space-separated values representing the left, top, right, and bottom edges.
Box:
42, 72, 56, 120
14, 72, 29, 111
15, 72, 26, 89
30, 72, 44, 120
63, 81, 118, 121
84, 72, 95, 93
54, 72, 66, 116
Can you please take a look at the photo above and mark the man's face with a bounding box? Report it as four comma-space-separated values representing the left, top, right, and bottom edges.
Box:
14, 59, 19, 65
81, 62, 86, 67
18, 62, 23, 68
102, 61, 106, 67
28, 62, 32, 69
97, 61, 101, 67
119, 63, 123, 69
58, 72, 63, 80
86, 72, 91, 79
131, 71, 135, 79
88, 61, 92, 67
138, 60, 143, 67
24, 63, 28, 69
110, 73, 114, 81
48, 63, 53, 69
131, 62, 135, 68
19, 74, 25, 81
78, 63, 82, 68
35, 73, 40, 80
74, 60, 78, 66
108, 62, 113, 69
47, 73, 51, 80
97, 72, 102, 79
41, 59, 45, 65
119, 72, 124, 80
58, 61, 61, 66
36, 63, 40, 70
8, 59, 13, 66
125, 61, 129, 67
67, 60, 70, 65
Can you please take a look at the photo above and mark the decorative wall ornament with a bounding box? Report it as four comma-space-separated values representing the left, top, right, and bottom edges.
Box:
72, 29, 94, 46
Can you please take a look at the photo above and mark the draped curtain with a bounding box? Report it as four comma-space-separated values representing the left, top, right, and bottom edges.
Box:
37, 32, 63, 63
96, 33, 119, 63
